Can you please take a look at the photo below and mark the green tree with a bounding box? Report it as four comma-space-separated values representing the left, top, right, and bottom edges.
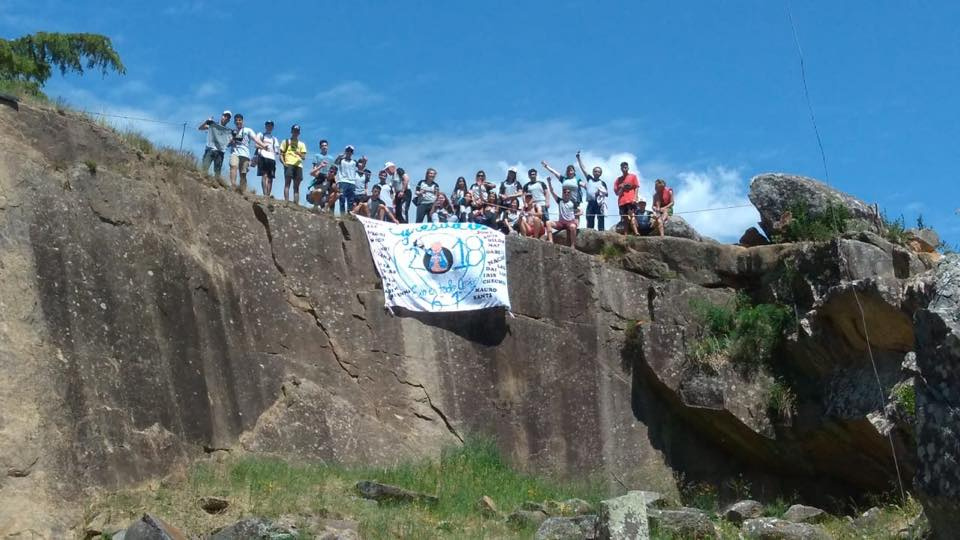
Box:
0, 32, 124, 96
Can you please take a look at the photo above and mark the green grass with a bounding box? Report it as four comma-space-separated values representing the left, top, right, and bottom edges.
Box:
893, 383, 916, 419
599, 242, 627, 260
0, 78, 50, 103
773, 199, 850, 243
766, 379, 797, 421
86, 438, 607, 539
118, 128, 156, 154
688, 293, 793, 370
882, 212, 910, 246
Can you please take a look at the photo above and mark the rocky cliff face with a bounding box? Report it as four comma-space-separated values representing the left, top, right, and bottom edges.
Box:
0, 102, 955, 537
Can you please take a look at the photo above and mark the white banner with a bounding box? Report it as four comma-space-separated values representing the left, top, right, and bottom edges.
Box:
356, 216, 511, 312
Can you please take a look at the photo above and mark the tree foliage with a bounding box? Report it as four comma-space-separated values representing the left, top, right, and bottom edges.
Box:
0, 32, 124, 95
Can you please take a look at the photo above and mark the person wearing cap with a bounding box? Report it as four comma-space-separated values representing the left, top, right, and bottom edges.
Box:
635, 197, 655, 236
383, 162, 410, 223
254, 120, 280, 197
279, 125, 308, 203
498, 167, 523, 205
227, 113, 257, 193
335, 145, 362, 214
198, 110, 233, 178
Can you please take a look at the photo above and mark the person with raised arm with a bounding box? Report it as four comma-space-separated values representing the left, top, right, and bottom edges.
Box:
613, 161, 640, 235
198, 110, 233, 178
544, 173, 581, 247
542, 159, 583, 209
577, 151, 609, 231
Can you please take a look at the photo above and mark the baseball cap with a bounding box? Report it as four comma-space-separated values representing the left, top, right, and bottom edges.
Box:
508, 166, 517, 173
264, 119, 274, 125
291, 124, 301, 131
384, 161, 396, 168
637, 197, 647, 203
344, 144, 355, 152
222, 110, 232, 117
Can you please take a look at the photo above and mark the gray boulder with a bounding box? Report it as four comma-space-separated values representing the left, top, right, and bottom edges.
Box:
648, 508, 717, 539
507, 510, 549, 529
783, 504, 827, 524
663, 215, 709, 242
722, 499, 763, 525
906, 228, 940, 253
535, 515, 598, 540
209, 518, 297, 540
122, 514, 188, 540
355, 480, 438, 505
914, 253, 960, 539
739, 226, 770, 247
749, 173, 877, 239
597, 491, 649, 539
741, 517, 830, 539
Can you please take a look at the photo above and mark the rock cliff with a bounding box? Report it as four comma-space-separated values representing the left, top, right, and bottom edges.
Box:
0, 102, 955, 537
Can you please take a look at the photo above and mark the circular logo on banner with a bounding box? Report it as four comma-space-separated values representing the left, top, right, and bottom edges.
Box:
422, 242, 454, 274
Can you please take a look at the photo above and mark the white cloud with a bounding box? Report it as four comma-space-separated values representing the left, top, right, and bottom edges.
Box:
314, 81, 384, 110
194, 80, 223, 99
669, 167, 760, 241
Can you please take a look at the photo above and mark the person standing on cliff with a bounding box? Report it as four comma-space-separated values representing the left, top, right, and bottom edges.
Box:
279, 124, 308, 203
227, 113, 257, 193
198, 110, 233, 178
613, 162, 640, 235
335, 145, 362, 214
254, 120, 279, 198
384, 162, 411, 223
523, 168, 549, 220
577, 151, 609, 232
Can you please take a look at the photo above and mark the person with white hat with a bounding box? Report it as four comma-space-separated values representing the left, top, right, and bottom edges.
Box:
384, 161, 411, 223
198, 110, 233, 178
635, 197, 655, 236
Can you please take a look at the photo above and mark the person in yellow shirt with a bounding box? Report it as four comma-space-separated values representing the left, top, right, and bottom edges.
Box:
280, 124, 308, 203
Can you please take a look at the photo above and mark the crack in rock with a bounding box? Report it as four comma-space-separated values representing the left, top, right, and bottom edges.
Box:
252, 202, 286, 275
389, 370, 464, 443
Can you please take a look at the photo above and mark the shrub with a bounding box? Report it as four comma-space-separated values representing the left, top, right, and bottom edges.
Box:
118, 129, 155, 154
599, 242, 626, 260
689, 293, 793, 369
84, 159, 97, 174
893, 383, 916, 418
766, 379, 797, 421
774, 199, 850, 243
882, 212, 910, 245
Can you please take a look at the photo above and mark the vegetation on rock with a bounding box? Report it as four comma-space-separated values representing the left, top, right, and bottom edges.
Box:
0, 32, 124, 97
688, 293, 793, 370
774, 199, 850, 243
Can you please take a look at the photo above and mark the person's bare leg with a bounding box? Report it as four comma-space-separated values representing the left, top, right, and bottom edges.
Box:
629, 216, 638, 236
567, 224, 577, 247
658, 214, 666, 236
545, 221, 555, 243
229, 164, 239, 190
293, 180, 301, 206
284, 178, 291, 202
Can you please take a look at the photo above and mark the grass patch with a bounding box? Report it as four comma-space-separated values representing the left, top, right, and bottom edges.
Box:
688, 293, 793, 370
118, 129, 156, 154
774, 199, 850, 243
84, 159, 97, 175
766, 379, 797, 422
599, 242, 627, 260
157, 147, 199, 169
87, 438, 607, 539
881, 212, 910, 246
893, 383, 916, 419
0, 78, 50, 103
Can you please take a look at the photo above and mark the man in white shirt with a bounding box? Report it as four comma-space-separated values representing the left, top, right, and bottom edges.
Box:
254, 120, 280, 197
228, 113, 257, 192
336, 145, 362, 214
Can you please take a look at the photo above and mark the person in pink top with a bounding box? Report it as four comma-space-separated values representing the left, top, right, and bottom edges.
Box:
613, 162, 639, 235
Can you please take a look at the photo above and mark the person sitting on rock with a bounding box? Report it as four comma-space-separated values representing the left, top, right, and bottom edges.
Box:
355, 184, 399, 223
429, 193, 458, 224
635, 198, 655, 236
545, 176, 581, 247
652, 178, 674, 237
498, 198, 522, 235
307, 165, 339, 212
518, 192, 545, 238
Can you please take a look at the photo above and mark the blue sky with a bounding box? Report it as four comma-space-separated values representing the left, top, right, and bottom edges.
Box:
3, 1, 958, 243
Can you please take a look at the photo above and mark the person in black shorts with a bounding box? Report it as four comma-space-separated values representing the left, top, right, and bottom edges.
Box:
255, 120, 279, 197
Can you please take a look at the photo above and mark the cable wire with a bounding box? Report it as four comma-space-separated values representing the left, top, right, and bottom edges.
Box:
785, 0, 830, 182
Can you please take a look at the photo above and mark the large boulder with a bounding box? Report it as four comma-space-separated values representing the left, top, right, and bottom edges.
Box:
749, 173, 878, 239
722, 500, 763, 526
782, 504, 827, 524
914, 254, 960, 539
122, 514, 188, 540
597, 491, 649, 540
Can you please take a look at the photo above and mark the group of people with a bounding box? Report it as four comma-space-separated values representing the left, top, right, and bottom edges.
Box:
199, 111, 677, 246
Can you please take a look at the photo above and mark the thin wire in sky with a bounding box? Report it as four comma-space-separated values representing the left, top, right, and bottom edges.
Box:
785, 0, 830, 182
